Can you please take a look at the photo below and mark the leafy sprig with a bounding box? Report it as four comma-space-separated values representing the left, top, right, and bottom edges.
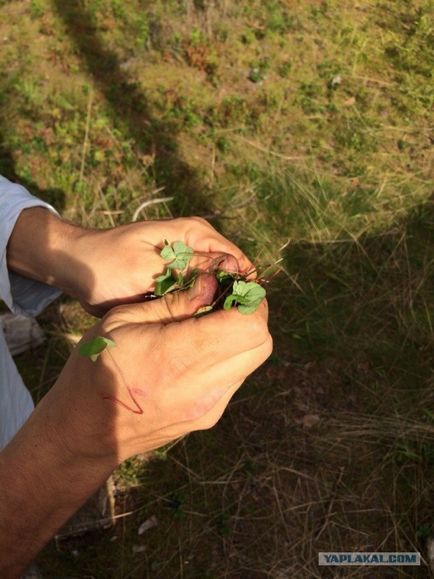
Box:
223, 280, 266, 314
155, 240, 195, 296
160, 240, 193, 270
155, 240, 266, 314
79, 241, 267, 362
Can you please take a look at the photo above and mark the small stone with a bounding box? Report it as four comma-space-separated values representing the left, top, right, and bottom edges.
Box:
138, 515, 158, 535
302, 414, 321, 428
132, 544, 147, 554
330, 74, 342, 87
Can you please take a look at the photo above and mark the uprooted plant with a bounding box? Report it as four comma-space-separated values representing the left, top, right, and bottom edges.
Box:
79, 239, 269, 362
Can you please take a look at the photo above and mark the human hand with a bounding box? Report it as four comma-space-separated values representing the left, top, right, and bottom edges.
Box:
8, 209, 252, 316
70, 217, 254, 316
40, 274, 272, 464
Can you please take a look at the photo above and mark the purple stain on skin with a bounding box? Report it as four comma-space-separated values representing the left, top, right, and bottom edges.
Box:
102, 385, 147, 415
130, 387, 148, 398
102, 350, 149, 414
192, 253, 241, 278
198, 273, 219, 305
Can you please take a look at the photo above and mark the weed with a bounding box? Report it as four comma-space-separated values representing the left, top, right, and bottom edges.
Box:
248, 57, 269, 84
167, 490, 185, 519
155, 240, 267, 315
30, 0, 44, 20
265, 2, 297, 35
277, 60, 292, 78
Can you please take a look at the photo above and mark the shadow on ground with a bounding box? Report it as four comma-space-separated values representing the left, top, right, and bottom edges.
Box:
0, 120, 66, 211
51, 0, 213, 218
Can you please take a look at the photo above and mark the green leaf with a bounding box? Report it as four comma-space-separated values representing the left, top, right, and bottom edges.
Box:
160, 240, 193, 270
233, 281, 266, 302
184, 269, 199, 289
155, 269, 178, 296
232, 280, 247, 296
167, 258, 186, 270
223, 294, 238, 310
173, 240, 193, 258
223, 280, 266, 314
79, 336, 116, 362
238, 303, 260, 315
160, 244, 175, 261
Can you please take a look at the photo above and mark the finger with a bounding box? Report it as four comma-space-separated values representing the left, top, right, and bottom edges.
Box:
105, 273, 218, 326
105, 288, 270, 378
159, 336, 272, 426
189, 335, 273, 389
188, 252, 239, 275
192, 379, 243, 431
206, 234, 254, 275
184, 217, 254, 274
163, 298, 270, 369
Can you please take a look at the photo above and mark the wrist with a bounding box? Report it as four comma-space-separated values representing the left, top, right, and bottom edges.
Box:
7, 207, 86, 297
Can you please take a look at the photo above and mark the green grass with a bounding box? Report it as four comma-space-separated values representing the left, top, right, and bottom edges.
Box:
1, 0, 434, 577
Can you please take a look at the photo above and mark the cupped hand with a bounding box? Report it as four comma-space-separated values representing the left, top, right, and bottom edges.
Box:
72, 217, 253, 316
42, 274, 272, 463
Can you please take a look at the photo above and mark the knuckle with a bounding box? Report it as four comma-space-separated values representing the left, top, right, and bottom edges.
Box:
160, 294, 178, 319
195, 413, 220, 431
158, 293, 195, 323
166, 352, 191, 379
189, 216, 216, 233
104, 304, 124, 320
181, 387, 225, 424
173, 216, 214, 237
179, 399, 210, 423
101, 304, 128, 331
176, 215, 208, 227
263, 335, 274, 359
247, 314, 270, 345
190, 215, 209, 226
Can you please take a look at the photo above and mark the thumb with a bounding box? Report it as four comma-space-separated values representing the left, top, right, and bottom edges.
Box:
111, 273, 218, 325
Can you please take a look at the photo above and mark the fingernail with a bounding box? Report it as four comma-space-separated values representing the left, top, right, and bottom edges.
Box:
219, 254, 239, 274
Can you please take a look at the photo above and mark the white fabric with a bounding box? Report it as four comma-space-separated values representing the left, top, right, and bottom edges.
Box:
0, 328, 34, 449
0, 175, 61, 449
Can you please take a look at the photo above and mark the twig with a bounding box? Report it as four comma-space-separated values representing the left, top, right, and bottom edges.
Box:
132, 189, 172, 221
234, 136, 310, 161
76, 89, 94, 207
98, 185, 116, 227
315, 466, 345, 541
351, 74, 393, 86
196, 191, 258, 220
